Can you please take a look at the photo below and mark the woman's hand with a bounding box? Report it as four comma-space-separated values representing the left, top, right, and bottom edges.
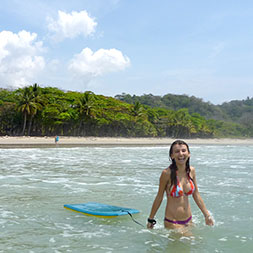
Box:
147, 222, 154, 229
147, 218, 156, 229
205, 215, 214, 226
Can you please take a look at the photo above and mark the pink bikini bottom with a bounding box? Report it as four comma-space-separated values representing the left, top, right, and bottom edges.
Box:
164, 216, 192, 225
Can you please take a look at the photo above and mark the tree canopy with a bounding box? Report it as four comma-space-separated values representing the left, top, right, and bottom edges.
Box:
0, 86, 251, 138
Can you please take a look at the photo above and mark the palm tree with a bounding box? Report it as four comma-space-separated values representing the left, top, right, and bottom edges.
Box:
131, 101, 144, 117
173, 109, 194, 137
27, 84, 44, 135
75, 91, 94, 135
16, 84, 43, 136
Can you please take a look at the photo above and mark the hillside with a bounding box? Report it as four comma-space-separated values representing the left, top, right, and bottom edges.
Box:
0, 86, 252, 138
219, 97, 253, 126
115, 93, 253, 137
115, 93, 253, 124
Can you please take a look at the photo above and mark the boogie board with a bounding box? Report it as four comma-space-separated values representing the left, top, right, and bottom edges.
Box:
64, 202, 140, 218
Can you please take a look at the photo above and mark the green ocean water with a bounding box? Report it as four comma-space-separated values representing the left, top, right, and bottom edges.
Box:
0, 145, 252, 252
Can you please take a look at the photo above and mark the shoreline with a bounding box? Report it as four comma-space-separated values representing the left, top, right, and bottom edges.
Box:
0, 136, 253, 148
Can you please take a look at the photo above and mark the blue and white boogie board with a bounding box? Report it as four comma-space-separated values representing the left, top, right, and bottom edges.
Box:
64, 202, 140, 218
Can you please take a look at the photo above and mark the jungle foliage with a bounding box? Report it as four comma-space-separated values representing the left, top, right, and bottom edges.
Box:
0, 85, 251, 138
115, 93, 253, 137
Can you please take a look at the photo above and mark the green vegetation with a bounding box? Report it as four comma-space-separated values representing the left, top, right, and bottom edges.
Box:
115, 93, 253, 137
0, 85, 252, 138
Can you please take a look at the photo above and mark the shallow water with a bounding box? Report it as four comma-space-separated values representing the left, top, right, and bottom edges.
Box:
0, 145, 253, 252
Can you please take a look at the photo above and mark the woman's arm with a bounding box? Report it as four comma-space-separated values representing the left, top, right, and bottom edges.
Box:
191, 167, 214, 226
147, 169, 169, 228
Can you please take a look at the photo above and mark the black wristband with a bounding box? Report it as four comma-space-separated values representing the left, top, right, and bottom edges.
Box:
147, 218, 156, 225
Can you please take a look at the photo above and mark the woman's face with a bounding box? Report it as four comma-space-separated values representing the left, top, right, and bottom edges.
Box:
170, 144, 190, 165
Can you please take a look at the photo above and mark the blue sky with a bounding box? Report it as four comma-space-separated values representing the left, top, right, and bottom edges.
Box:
0, 0, 253, 104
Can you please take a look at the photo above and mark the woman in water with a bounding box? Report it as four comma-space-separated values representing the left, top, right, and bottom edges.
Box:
147, 140, 214, 229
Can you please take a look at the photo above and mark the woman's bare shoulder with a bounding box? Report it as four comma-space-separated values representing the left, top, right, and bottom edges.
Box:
190, 166, 196, 177
160, 167, 171, 186
190, 166, 195, 172
161, 167, 171, 178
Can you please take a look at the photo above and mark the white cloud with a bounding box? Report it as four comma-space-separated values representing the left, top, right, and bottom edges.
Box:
68, 47, 130, 81
0, 30, 45, 88
47, 10, 97, 41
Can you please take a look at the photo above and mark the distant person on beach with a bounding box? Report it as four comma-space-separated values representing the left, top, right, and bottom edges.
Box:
147, 139, 214, 229
55, 135, 59, 144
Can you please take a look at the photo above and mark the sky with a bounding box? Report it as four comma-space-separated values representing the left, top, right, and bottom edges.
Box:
0, 0, 253, 104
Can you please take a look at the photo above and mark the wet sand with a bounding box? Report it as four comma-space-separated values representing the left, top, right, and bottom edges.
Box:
0, 136, 253, 148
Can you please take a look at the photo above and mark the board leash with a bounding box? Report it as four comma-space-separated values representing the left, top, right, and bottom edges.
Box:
123, 210, 145, 227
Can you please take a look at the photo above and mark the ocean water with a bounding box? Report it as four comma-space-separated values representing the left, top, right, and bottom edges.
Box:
0, 144, 252, 253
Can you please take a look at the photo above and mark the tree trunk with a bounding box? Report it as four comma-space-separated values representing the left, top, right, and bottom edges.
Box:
28, 116, 33, 136
22, 113, 27, 136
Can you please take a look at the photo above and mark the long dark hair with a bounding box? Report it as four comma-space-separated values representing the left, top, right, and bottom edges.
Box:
169, 140, 191, 187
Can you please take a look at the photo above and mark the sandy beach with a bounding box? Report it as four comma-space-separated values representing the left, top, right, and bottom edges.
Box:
0, 136, 253, 147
